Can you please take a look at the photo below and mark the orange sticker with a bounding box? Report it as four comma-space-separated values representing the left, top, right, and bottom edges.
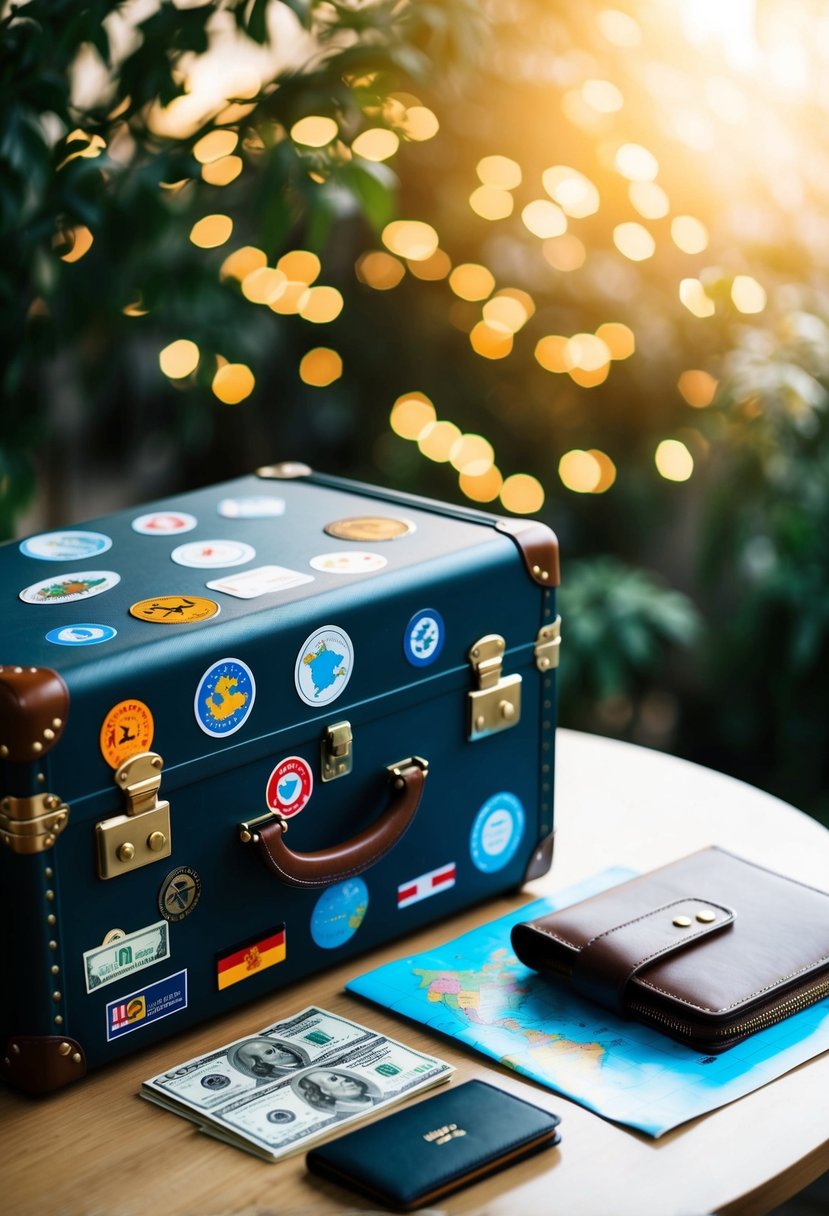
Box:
100, 699, 154, 769
129, 595, 220, 624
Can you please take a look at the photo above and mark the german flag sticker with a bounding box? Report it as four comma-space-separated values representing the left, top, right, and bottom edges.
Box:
216, 925, 286, 991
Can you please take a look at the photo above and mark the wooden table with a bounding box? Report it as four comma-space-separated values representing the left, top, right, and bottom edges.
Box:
3, 729, 829, 1216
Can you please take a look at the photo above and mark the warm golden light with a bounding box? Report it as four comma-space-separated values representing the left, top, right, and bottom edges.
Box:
535, 335, 570, 373
212, 362, 255, 404
299, 286, 344, 323
159, 339, 199, 379
220, 246, 267, 282
588, 449, 617, 493
469, 321, 513, 360
418, 419, 462, 462
269, 282, 311, 315
193, 130, 239, 164
408, 249, 452, 281
496, 287, 535, 319
582, 79, 624, 113
671, 215, 709, 254
476, 155, 522, 189
381, 220, 439, 261
241, 267, 286, 304
190, 214, 233, 248
595, 322, 635, 359
290, 116, 338, 147
522, 199, 567, 238
655, 439, 694, 481
542, 166, 600, 217
460, 465, 503, 503
449, 433, 495, 476
559, 449, 602, 493
352, 128, 400, 161
483, 295, 529, 334
390, 392, 436, 440
629, 181, 670, 219
500, 473, 545, 514
614, 143, 659, 181
399, 106, 439, 141
201, 156, 243, 186
356, 251, 406, 290
731, 275, 767, 313
678, 369, 718, 407
299, 347, 343, 387
569, 364, 611, 387
597, 9, 642, 47
449, 263, 495, 301
679, 278, 716, 318
542, 235, 586, 271
566, 333, 611, 372
469, 186, 514, 221
277, 250, 321, 285
57, 226, 94, 263
613, 222, 655, 261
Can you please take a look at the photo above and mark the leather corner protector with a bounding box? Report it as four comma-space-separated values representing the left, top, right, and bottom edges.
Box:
2, 1035, 86, 1095
0, 667, 69, 763
496, 519, 561, 587
523, 829, 555, 882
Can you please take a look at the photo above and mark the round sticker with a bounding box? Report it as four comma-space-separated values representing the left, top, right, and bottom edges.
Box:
310, 877, 369, 949
45, 623, 117, 647
294, 625, 353, 707
309, 551, 387, 575
129, 595, 220, 624
100, 699, 154, 768
132, 511, 197, 536
265, 756, 313, 818
170, 539, 256, 568
158, 866, 202, 922
19, 570, 120, 605
194, 657, 256, 737
324, 516, 414, 542
403, 608, 445, 667
218, 496, 285, 519
20, 530, 112, 562
469, 792, 526, 874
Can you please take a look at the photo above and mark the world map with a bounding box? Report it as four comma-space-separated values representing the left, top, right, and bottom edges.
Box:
206, 675, 248, 721
302, 641, 346, 697
348, 869, 829, 1137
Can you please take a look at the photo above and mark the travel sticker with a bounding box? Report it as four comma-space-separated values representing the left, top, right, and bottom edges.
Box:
106, 969, 187, 1041
403, 608, 445, 667
19, 529, 112, 561
310, 877, 369, 949
170, 539, 255, 569
309, 551, 387, 575
195, 657, 256, 737
469, 792, 526, 874
218, 496, 285, 519
19, 570, 120, 605
206, 565, 314, 600
216, 924, 286, 991
130, 595, 220, 624
324, 516, 414, 541
132, 511, 197, 535
83, 920, 170, 993
397, 861, 456, 909
265, 756, 313, 818
45, 622, 117, 647
158, 866, 202, 922
100, 699, 154, 769
294, 625, 353, 707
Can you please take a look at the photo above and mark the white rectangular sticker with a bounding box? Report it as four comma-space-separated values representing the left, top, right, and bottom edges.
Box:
83, 921, 170, 993
397, 862, 457, 909
206, 565, 314, 599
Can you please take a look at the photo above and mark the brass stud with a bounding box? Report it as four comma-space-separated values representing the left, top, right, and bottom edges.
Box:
58, 1042, 72, 1057
532, 565, 541, 575
673, 915, 692, 928
117, 842, 136, 863
541, 571, 549, 581
499, 700, 515, 721
13, 666, 23, 674
37, 772, 46, 784
44, 835, 55, 847
696, 910, 717, 924
49, 940, 57, 951
52, 718, 63, 729
475, 714, 485, 731
44, 794, 60, 809
29, 667, 37, 674
47, 914, 56, 925
43, 728, 55, 742
51, 965, 60, 976
45, 889, 55, 901
32, 741, 43, 754
72, 1052, 81, 1065
54, 1016, 63, 1026
12, 1043, 20, 1055
52, 991, 62, 1002
147, 831, 166, 852
0, 745, 8, 759
45, 867, 53, 878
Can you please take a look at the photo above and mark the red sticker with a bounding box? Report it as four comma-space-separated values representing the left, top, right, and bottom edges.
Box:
265, 756, 313, 818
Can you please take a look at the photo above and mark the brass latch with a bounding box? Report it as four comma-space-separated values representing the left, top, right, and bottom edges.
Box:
96, 751, 171, 880
534, 616, 561, 672
467, 635, 522, 742
321, 720, 353, 782
0, 792, 69, 855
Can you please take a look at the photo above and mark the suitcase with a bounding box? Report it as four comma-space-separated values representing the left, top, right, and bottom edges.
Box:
0, 463, 560, 1094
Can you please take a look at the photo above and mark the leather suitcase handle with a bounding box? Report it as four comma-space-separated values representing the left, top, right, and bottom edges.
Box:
242, 757, 428, 889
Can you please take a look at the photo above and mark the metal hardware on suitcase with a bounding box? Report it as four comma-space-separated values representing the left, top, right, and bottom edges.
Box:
0, 464, 560, 1093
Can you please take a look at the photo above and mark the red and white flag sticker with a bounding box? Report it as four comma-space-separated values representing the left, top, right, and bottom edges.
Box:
397, 861, 456, 909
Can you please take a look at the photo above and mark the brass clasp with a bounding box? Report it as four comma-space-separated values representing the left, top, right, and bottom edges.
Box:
321, 720, 353, 782
96, 752, 171, 879
0, 792, 69, 855
467, 635, 522, 742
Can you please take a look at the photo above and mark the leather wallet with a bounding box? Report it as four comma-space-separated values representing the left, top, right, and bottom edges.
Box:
511, 846, 829, 1052
306, 1079, 561, 1210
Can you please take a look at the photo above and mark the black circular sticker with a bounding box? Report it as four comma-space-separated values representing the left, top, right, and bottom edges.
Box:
158, 866, 202, 922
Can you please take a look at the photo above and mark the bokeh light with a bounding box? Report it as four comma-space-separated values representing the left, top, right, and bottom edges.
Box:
628, 181, 670, 219
408, 249, 452, 280
500, 473, 545, 514
382, 220, 439, 261
535, 335, 570, 373
300, 286, 344, 323
449, 433, 495, 475
201, 156, 243, 186
356, 251, 406, 290
212, 362, 255, 404
678, 369, 718, 407
731, 275, 767, 313
269, 282, 311, 315
597, 9, 642, 47
582, 79, 624, 113
679, 278, 716, 317
241, 267, 286, 304
469, 186, 514, 220
559, 449, 603, 493
655, 439, 694, 481
613, 222, 655, 261
159, 339, 199, 379
542, 166, 600, 217
190, 214, 233, 248
483, 295, 530, 334
390, 392, 436, 439
277, 250, 321, 285
193, 130, 238, 163
595, 321, 635, 359
399, 106, 440, 141
460, 465, 503, 503
291, 116, 338, 147
449, 263, 495, 301
543, 235, 586, 271
57, 226, 94, 263
470, 321, 513, 359
522, 199, 568, 238
300, 348, 343, 387
671, 215, 709, 254
352, 128, 400, 161
220, 246, 267, 281
476, 155, 522, 189
614, 142, 659, 181
418, 419, 462, 461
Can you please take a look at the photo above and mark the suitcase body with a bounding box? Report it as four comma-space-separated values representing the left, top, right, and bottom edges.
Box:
0, 464, 560, 1093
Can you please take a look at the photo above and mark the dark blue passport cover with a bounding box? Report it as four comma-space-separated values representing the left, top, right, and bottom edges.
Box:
306, 1079, 561, 1210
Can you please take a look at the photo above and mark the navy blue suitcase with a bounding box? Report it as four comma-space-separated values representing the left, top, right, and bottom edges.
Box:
0, 464, 560, 1093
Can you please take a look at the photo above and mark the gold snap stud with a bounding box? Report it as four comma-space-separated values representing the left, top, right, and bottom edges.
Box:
147, 831, 166, 852
117, 842, 135, 863
672, 915, 692, 928
696, 910, 717, 923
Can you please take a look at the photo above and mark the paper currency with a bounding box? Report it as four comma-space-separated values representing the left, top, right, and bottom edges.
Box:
141, 1006, 453, 1160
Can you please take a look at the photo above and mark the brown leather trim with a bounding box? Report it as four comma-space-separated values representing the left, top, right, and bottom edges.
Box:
0, 666, 69, 763
523, 829, 555, 882
2, 1035, 86, 1095
254, 758, 428, 889
495, 519, 560, 587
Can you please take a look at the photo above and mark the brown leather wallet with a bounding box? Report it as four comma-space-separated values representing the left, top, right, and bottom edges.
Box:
511, 847, 829, 1052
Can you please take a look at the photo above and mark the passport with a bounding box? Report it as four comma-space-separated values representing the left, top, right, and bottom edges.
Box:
306, 1079, 561, 1211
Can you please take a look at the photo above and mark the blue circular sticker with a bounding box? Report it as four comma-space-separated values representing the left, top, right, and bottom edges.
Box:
20, 530, 112, 561
45, 623, 117, 647
403, 608, 445, 667
194, 657, 256, 738
470, 793, 526, 873
310, 878, 369, 949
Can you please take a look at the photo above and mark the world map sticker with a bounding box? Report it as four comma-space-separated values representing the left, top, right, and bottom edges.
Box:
170, 539, 255, 568
309, 551, 387, 575
469, 792, 526, 874
19, 570, 121, 605
19, 530, 112, 561
403, 608, 445, 667
265, 756, 313, 818
294, 625, 353, 707
45, 623, 117, 647
132, 511, 197, 536
310, 877, 369, 949
194, 657, 256, 737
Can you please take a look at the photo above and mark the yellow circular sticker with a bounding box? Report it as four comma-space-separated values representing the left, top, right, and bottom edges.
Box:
129, 595, 220, 624
323, 516, 414, 542
100, 699, 154, 769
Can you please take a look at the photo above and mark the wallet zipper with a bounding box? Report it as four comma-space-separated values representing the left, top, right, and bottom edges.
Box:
628, 972, 829, 1047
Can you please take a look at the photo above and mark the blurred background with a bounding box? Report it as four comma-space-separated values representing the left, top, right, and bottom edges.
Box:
3, 0, 829, 825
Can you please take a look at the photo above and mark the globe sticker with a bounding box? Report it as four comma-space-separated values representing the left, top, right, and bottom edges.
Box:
265, 756, 313, 818
194, 657, 256, 738
217, 496, 286, 519
45, 623, 117, 647
310, 877, 369, 949
294, 625, 353, 707
309, 551, 387, 575
20, 530, 112, 561
470, 792, 526, 874
403, 608, 445, 667
19, 570, 121, 605
170, 539, 255, 568
132, 511, 197, 536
